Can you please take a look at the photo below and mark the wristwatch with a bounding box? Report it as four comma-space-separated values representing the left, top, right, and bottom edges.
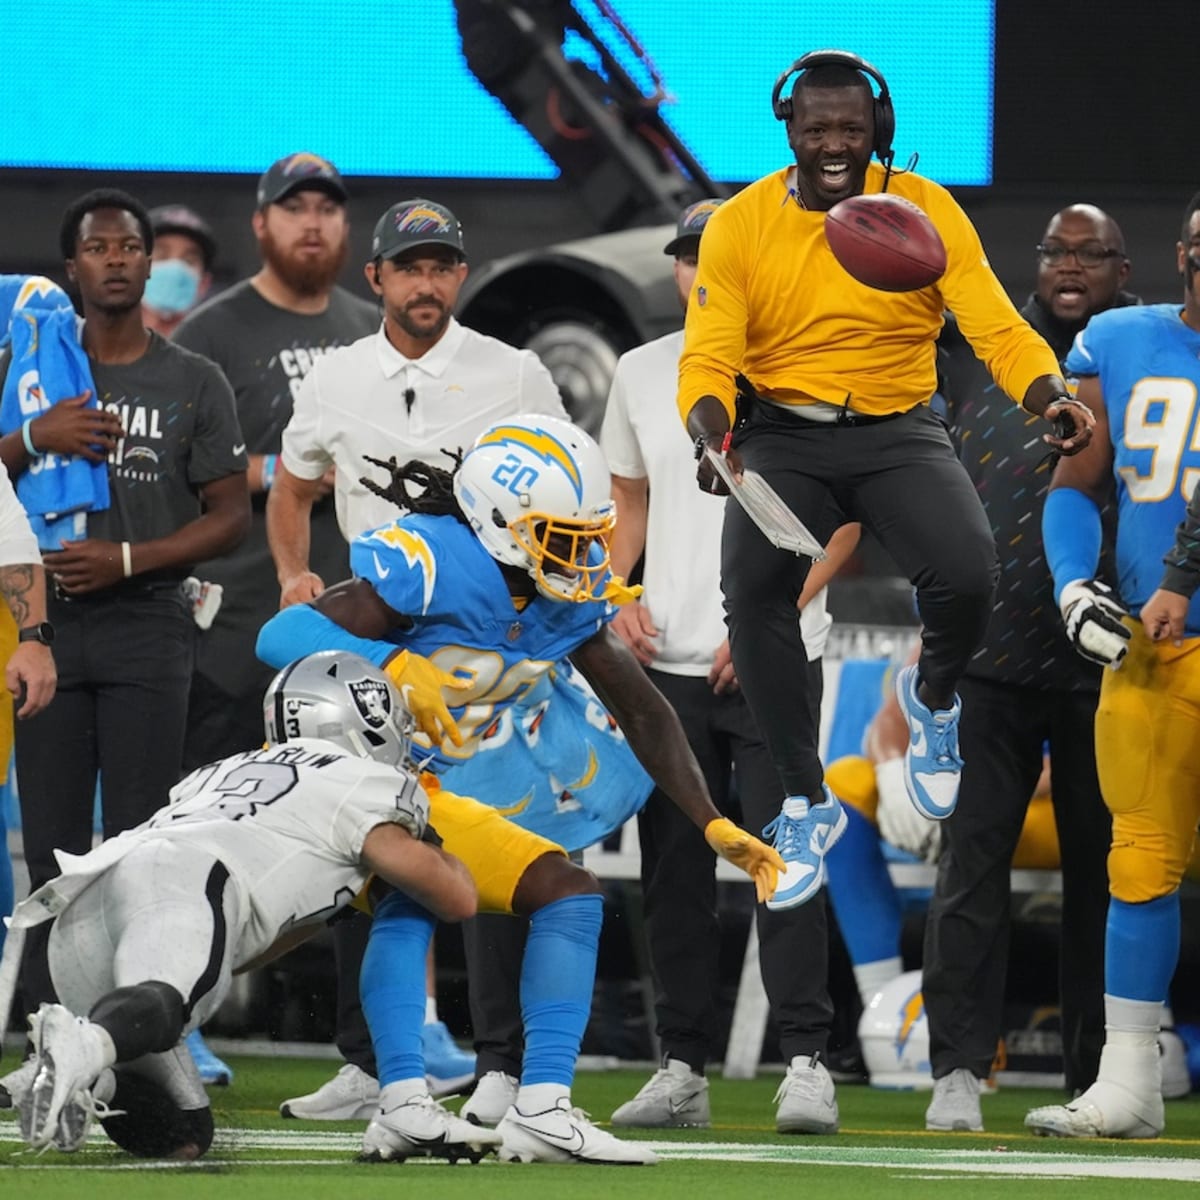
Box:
18, 621, 55, 646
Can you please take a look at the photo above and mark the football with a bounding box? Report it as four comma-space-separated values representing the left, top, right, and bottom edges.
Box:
824, 194, 947, 292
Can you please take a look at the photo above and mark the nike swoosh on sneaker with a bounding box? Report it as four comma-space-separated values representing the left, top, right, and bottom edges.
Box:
910, 724, 927, 757
372, 551, 391, 579
511, 1117, 586, 1154
668, 1090, 705, 1114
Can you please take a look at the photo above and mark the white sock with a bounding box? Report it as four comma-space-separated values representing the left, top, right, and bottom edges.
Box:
424, 997, 438, 1025
379, 1078, 429, 1106
853, 957, 904, 1008
516, 1082, 570, 1112
781, 796, 811, 819
1105, 994, 1161, 1048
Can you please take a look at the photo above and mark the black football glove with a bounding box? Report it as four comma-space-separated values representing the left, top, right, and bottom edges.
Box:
1059, 579, 1132, 668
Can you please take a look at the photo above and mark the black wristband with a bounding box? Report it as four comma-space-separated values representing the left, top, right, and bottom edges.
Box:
693, 431, 723, 461
1049, 394, 1082, 439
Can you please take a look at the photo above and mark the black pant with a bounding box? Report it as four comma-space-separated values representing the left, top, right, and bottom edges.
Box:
922, 677, 1110, 1092
462, 913, 528, 1076
333, 912, 376, 1075
16, 586, 195, 1010
638, 665, 831, 1070
723, 403, 998, 798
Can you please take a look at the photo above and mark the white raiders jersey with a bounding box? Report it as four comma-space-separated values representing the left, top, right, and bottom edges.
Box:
6, 739, 426, 967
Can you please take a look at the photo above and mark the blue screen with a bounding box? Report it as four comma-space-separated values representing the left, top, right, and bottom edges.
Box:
0, 0, 992, 185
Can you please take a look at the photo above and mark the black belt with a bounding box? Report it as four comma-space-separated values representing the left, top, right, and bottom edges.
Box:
832, 406, 909, 427
51, 578, 184, 604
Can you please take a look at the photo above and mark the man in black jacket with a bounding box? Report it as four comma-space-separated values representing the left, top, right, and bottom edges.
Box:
922, 205, 1136, 1131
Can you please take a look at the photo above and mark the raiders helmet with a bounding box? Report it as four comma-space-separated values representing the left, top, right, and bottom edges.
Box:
264, 651, 414, 767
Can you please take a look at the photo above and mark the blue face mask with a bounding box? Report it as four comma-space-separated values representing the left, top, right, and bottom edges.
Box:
143, 258, 202, 316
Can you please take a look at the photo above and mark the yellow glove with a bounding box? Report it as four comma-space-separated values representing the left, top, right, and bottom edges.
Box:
384, 650, 472, 747
705, 817, 786, 905
601, 576, 644, 606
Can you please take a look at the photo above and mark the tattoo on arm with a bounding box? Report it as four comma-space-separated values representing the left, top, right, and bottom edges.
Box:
0, 564, 34, 627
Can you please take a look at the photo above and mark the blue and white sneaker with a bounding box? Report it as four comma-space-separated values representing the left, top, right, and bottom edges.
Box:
185, 1029, 233, 1087
894, 664, 963, 821
762, 785, 847, 911
423, 1021, 476, 1096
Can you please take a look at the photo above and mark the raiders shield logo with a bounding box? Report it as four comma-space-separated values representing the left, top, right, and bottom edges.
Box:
348, 678, 392, 728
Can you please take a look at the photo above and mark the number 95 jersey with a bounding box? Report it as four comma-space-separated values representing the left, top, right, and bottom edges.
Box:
1066, 303, 1200, 632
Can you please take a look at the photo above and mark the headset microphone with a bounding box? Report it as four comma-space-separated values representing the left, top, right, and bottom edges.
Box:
771, 49, 898, 189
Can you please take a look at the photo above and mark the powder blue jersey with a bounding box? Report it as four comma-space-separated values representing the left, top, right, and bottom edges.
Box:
349, 513, 650, 851
1065, 304, 1200, 635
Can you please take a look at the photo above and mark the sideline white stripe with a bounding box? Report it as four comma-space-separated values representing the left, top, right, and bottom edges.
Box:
3, 1124, 1200, 1180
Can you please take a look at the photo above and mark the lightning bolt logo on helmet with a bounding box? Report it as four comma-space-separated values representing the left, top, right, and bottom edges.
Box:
475, 424, 585, 503
454, 415, 621, 604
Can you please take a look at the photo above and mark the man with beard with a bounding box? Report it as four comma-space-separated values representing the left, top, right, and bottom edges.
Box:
266, 197, 566, 1123
174, 152, 374, 771
920, 205, 1136, 1132
0, 188, 249, 1058
172, 153, 378, 1086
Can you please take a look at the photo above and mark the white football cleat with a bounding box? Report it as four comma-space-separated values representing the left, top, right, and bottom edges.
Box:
460, 1070, 519, 1127
360, 1090, 501, 1163
19, 1004, 111, 1151
1026, 1043, 1164, 1139
281, 1062, 380, 1120
0, 1058, 37, 1110
498, 1097, 658, 1164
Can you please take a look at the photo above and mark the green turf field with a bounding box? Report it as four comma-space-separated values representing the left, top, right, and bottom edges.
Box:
4, 1053, 1200, 1197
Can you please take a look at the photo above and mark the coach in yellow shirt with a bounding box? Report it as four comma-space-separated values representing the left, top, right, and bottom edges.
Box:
677, 53, 1093, 1119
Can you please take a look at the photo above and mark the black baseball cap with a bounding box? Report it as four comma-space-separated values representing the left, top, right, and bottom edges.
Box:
256, 152, 348, 208
371, 199, 466, 262
149, 204, 217, 269
664, 197, 724, 256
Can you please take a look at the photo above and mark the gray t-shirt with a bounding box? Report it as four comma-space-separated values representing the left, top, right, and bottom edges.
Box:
0, 333, 245, 575
173, 281, 379, 696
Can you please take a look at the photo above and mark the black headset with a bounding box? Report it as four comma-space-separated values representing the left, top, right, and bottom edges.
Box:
771, 49, 895, 165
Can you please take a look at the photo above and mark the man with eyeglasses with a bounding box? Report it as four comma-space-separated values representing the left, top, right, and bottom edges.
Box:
920, 204, 1138, 1132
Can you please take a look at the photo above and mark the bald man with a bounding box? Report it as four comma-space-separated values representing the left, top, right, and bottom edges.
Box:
919, 205, 1137, 1132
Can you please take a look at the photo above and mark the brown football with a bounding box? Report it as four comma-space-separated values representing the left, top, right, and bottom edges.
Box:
824, 193, 947, 292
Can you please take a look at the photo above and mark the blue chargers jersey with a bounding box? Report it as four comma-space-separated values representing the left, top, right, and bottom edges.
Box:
348, 512, 651, 851
1065, 304, 1200, 635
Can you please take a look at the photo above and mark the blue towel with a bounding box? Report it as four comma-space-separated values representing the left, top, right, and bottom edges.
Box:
0, 275, 107, 549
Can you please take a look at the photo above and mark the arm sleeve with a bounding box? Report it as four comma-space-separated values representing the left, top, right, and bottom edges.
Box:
598, 358, 646, 479
1042, 486, 1103, 605
677, 205, 749, 426
0, 465, 39, 566
280, 366, 334, 481
256, 602, 396, 670
1161, 485, 1200, 598
930, 186, 1062, 406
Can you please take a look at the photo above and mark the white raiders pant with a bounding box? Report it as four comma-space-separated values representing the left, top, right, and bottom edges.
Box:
48, 840, 243, 1111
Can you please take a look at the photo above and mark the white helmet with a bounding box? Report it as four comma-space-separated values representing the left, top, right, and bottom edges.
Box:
264, 651, 415, 768
857, 969, 933, 1090
453, 414, 616, 602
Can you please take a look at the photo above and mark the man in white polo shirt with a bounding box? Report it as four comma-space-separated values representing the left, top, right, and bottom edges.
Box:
267, 196, 567, 1122
269, 198, 565, 590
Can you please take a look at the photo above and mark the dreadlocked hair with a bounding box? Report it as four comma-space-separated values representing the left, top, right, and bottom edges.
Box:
359, 448, 468, 522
